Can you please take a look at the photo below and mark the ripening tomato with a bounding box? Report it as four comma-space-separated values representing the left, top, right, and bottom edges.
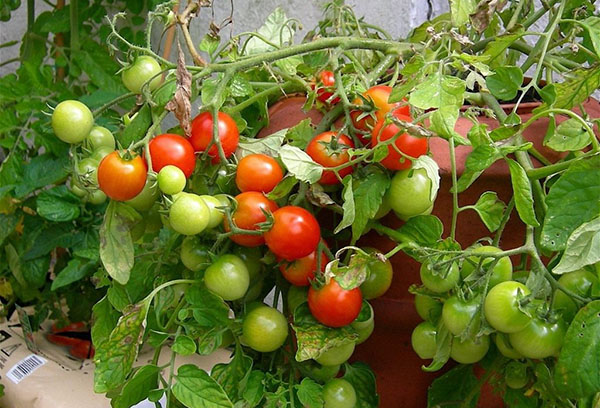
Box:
264, 206, 320, 261
98, 151, 147, 201
204, 254, 249, 301
350, 85, 409, 133
190, 111, 239, 163
315, 341, 355, 366
414, 294, 443, 322
355, 247, 393, 299
420, 261, 460, 293
552, 269, 598, 322
148, 133, 196, 177
235, 154, 284, 193
442, 295, 481, 336
314, 70, 340, 104
126, 177, 159, 211
306, 132, 354, 185
157, 165, 186, 195
308, 278, 362, 327
226, 192, 278, 247
279, 247, 328, 286
169, 193, 210, 236
87, 126, 115, 150
388, 168, 437, 219
371, 110, 428, 170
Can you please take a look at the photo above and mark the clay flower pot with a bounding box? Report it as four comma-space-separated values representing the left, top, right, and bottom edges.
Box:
259, 96, 600, 408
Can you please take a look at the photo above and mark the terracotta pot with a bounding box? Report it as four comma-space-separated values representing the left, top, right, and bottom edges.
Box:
259, 96, 600, 407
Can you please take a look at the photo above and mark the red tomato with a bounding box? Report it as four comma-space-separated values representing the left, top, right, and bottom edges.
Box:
314, 70, 340, 104
226, 192, 279, 247
350, 85, 409, 134
308, 279, 363, 327
305, 131, 354, 185
190, 111, 239, 163
148, 133, 196, 177
98, 151, 147, 201
371, 110, 428, 170
264, 206, 320, 261
280, 246, 329, 286
236, 154, 284, 193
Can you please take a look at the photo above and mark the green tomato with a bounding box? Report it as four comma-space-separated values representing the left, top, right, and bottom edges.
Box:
77, 157, 100, 186
411, 321, 437, 359
442, 295, 480, 336
350, 302, 374, 344
552, 269, 598, 322
323, 378, 357, 408
358, 248, 393, 299
126, 178, 159, 212
232, 246, 263, 280
420, 261, 460, 293
505, 361, 528, 389
373, 190, 392, 219
122, 56, 162, 94
484, 281, 532, 333
414, 294, 442, 322
315, 342, 355, 366
287, 285, 308, 314
169, 193, 210, 235
204, 254, 249, 301
199, 195, 225, 229
242, 305, 288, 352
461, 246, 513, 288
85, 189, 107, 205
388, 168, 436, 219
244, 277, 264, 302
494, 333, 524, 360
508, 317, 566, 359
180, 236, 211, 272
52, 100, 94, 144
304, 361, 340, 384
158, 165, 186, 195
450, 335, 490, 364
90, 146, 114, 162
70, 181, 87, 198
87, 126, 115, 150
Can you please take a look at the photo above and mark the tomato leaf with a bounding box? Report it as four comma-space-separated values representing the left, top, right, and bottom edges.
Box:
506, 158, 539, 227
409, 72, 465, 110
422, 320, 452, 372
553, 217, 600, 274
427, 364, 479, 407
334, 176, 355, 234
535, 65, 600, 112
544, 118, 592, 152
580, 17, 600, 58
541, 156, 600, 251
295, 378, 323, 408
111, 365, 160, 408
351, 170, 390, 242
343, 362, 379, 408
430, 106, 464, 144
236, 129, 286, 158
396, 215, 444, 246
185, 285, 231, 327
93, 299, 151, 393
555, 301, 600, 398
51, 258, 94, 291
172, 364, 233, 408
173, 334, 197, 356
0, 214, 19, 247
100, 201, 136, 285
91, 296, 120, 348
449, 0, 477, 27
244, 8, 294, 55
36, 185, 81, 222
286, 118, 314, 149
120, 104, 152, 147
486, 66, 523, 101
13, 154, 70, 198
482, 29, 524, 67
211, 344, 252, 402
292, 303, 358, 362
413, 156, 441, 202
280, 144, 323, 184
471, 191, 506, 232
242, 370, 265, 407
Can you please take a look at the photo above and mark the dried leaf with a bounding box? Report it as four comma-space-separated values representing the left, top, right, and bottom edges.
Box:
165, 42, 192, 137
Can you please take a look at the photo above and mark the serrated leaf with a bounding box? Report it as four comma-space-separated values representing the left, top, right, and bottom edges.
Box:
472, 191, 506, 232
286, 119, 314, 149
535, 65, 600, 111
343, 362, 379, 408
427, 364, 479, 407
267, 176, 298, 200
351, 170, 390, 242
120, 104, 152, 146
506, 158, 539, 227
486, 66, 523, 101
36, 185, 80, 222
450, 0, 477, 27
172, 365, 233, 408
296, 378, 323, 408
211, 344, 252, 402
91, 296, 120, 348
334, 177, 355, 234
422, 321, 451, 372
245, 8, 294, 55
236, 130, 285, 158
553, 217, 600, 274
545, 118, 592, 152
51, 258, 94, 290
409, 72, 465, 110
173, 334, 197, 356
581, 17, 600, 58
243, 370, 265, 407
396, 215, 444, 246
100, 202, 135, 285
112, 365, 160, 408
280, 145, 323, 184
14, 154, 69, 198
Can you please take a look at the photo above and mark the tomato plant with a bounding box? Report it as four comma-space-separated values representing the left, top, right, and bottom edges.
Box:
226, 191, 278, 247
235, 153, 284, 193
280, 247, 328, 287
148, 133, 197, 177
313, 70, 340, 104
52, 100, 94, 144
190, 111, 239, 163
308, 278, 362, 327
306, 131, 354, 185
264, 206, 320, 261
121, 55, 162, 94
98, 151, 148, 201
242, 305, 288, 352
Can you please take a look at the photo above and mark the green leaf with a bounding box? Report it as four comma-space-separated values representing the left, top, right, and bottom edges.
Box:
555, 301, 600, 398
430, 106, 462, 143
267, 176, 298, 200
486, 66, 523, 101
541, 157, 600, 251
94, 299, 151, 393
482, 29, 524, 67
5, 244, 26, 286
553, 217, 600, 274
0, 214, 18, 247
450, 0, 477, 27
51, 258, 94, 291
242, 370, 265, 407
91, 296, 120, 348
185, 285, 230, 327
581, 17, 600, 57
409, 72, 465, 110
14, 154, 69, 198
351, 170, 390, 242
236, 130, 285, 158
545, 118, 591, 151
22, 256, 48, 289
334, 177, 355, 234
100, 202, 136, 285
471, 191, 506, 232
292, 303, 358, 362
199, 34, 220, 57
201, 77, 228, 109
120, 104, 152, 146
286, 119, 314, 149
245, 8, 294, 55
211, 344, 252, 402
536, 65, 600, 111
422, 321, 452, 372
396, 215, 444, 246
172, 364, 233, 408
112, 365, 160, 408
23, 224, 85, 260
413, 156, 441, 202
173, 334, 197, 356
230, 76, 254, 98
73, 51, 123, 94
36, 185, 80, 222
506, 158, 539, 227
279, 145, 323, 184
296, 378, 323, 408
343, 362, 379, 408
427, 364, 479, 408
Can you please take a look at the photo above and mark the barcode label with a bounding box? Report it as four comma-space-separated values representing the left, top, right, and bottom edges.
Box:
6, 354, 46, 384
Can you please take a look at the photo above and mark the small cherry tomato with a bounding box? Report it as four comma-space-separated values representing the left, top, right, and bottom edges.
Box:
411, 321, 437, 359
126, 177, 159, 211
308, 278, 362, 328
169, 193, 210, 235
314, 70, 340, 104
180, 236, 211, 272
199, 195, 225, 229
414, 294, 443, 322
52, 100, 94, 144
450, 335, 490, 364
158, 165, 186, 195
148, 133, 196, 177
508, 316, 566, 359
204, 254, 250, 301
420, 261, 460, 293
190, 111, 239, 163
350, 85, 409, 134
322, 378, 357, 408
235, 154, 284, 193
315, 341, 355, 366
484, 281, 532, 333
121, 56, 162, 94
87, 126, 115, 150
355, 248, 393, 299
505, 361, 529, 389
351, 302, 374, 344
98, 151, 147, 201
265, 206, 320, 261
279, 247, 328, 287
461, 245, 513, 288
226, 192, 279, 247
388, 168, 437, 219
305, 131, 354, 185
242, 305, 288, 352
552, 269, 598, 322
442, 295, 480, 336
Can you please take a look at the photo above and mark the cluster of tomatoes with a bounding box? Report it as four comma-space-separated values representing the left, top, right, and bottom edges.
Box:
411, 244, 595, 389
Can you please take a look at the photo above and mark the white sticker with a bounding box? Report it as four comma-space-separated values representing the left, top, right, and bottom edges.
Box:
6, 354, 47, 384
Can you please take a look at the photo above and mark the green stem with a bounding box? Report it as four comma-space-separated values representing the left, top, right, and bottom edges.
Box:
228, 81, 298, 114
492, 198, 515, 247
527, 152, 598, 179
70, 0, 80, 54
92, 92, 136, 118
506, 0, 527, 31
449, 136, 459, 240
